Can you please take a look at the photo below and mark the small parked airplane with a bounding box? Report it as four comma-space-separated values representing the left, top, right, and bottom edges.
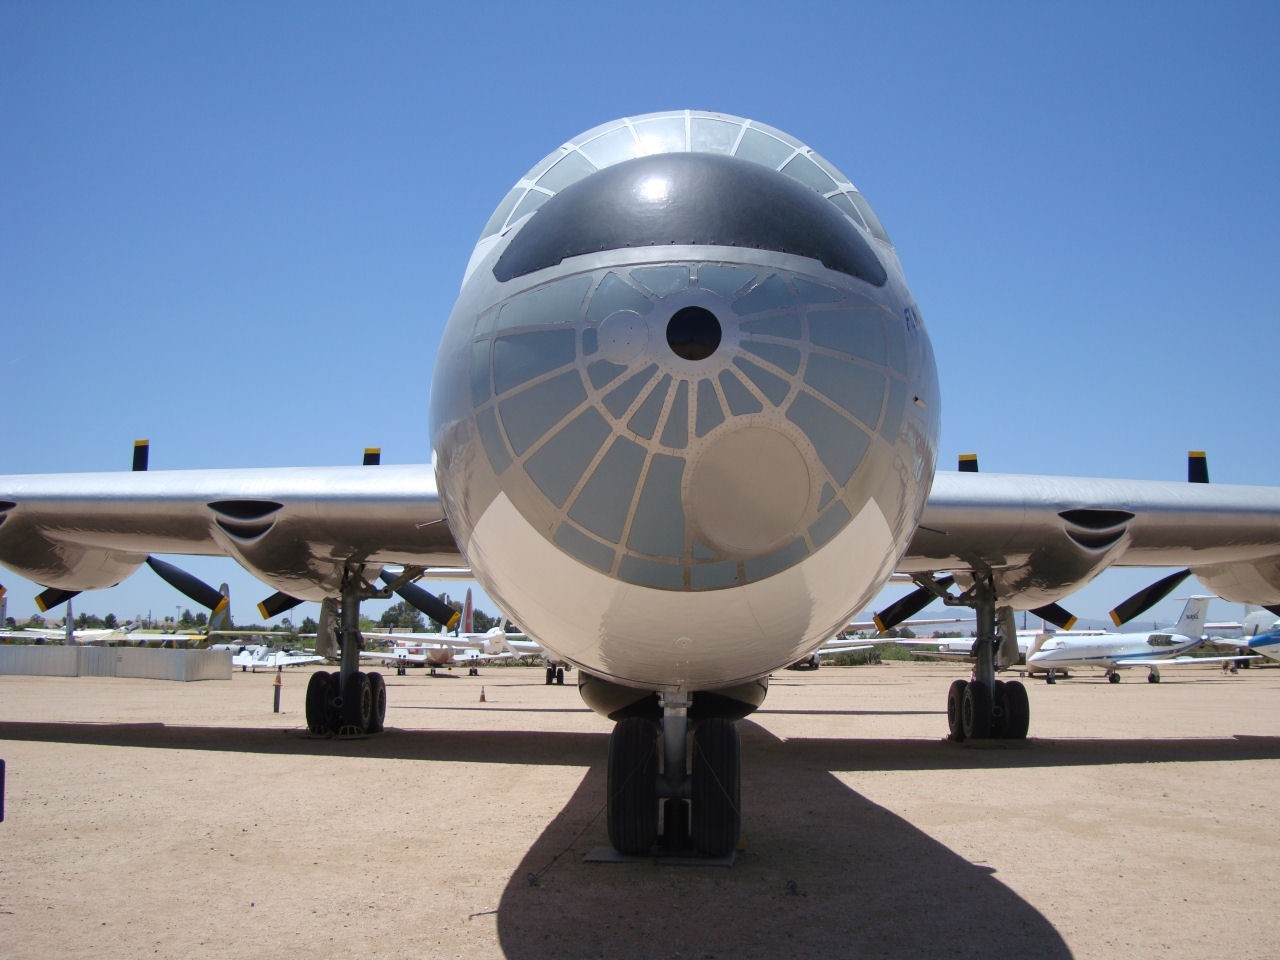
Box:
1025, 597, 1254, 683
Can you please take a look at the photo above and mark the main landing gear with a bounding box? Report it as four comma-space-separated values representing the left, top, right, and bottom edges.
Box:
544, 665, 565, 685
945, 572, 1031, 743
606, 692, 742, 858
304, 564, 390, 737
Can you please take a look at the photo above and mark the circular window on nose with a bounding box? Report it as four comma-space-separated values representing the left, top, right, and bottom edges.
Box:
666, 306, 722, 361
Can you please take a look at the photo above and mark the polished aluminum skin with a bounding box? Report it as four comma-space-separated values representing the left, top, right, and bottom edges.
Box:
430, 112, 939, 690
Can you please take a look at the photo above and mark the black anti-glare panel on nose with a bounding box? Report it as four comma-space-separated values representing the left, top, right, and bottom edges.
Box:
667, 306, 721, 361
493, 152, 887, 286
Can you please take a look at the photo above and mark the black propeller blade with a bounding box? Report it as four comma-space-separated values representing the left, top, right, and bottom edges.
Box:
257, 591, 305, 621
958, 453, 978, 473
1188, 450, 1209, 484
34, 586, 80, 613
363, 447, 381, 466
132, 439, 149, 472
145, 556, 228, 614
1108, 568, 1192, 627
1267, 605, 1280, 618
1030, 602, 1078, 630
379, 571, 461, 631
873, 575, 955, 632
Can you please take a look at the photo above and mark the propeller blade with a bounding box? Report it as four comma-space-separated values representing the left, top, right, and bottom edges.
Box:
1108, 569, 1192, 626
1030, 602, 1077, 630
379, 572, 461, 631
257, 591, 304, 621
873, 576, 954, 632
1265, 604, 1280, 618
35, 586, 80, 613
958, 453, 979, 473
363, 447, 381, 466
1188, 450, 1209, 484
132, 439, 149, 472
145, 556, 228, 614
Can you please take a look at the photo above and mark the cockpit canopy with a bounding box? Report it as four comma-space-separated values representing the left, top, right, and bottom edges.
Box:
478, 110, 892, 247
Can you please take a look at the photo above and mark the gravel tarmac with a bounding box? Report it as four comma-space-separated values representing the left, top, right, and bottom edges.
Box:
1, 660, 1277, 959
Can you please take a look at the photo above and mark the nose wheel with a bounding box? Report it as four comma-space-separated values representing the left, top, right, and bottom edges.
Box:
606, 695, 742, 858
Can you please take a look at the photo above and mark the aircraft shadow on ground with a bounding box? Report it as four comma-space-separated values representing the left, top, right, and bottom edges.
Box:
2, 721, 1280, 772
6, 720, 1279, 957
495, 722, 1074, 960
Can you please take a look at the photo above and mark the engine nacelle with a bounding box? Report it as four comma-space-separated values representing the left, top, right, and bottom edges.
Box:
1194, 558, 1280, 606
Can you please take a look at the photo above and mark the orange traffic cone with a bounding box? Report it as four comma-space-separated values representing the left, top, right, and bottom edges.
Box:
479, 686, 487, 702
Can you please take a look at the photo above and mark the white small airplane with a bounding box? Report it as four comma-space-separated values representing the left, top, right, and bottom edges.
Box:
360, 590, 530, 675
897, 628, 1109, 666
226, 645, 323, 671
1025, 597, 1253, 683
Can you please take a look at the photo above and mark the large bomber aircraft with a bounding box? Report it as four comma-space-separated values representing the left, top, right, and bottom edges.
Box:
3, 111, 1280, 859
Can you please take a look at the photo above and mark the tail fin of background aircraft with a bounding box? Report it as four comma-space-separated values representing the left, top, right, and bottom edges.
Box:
1174, 597, 1212, 639
1241, 605, 1276, 638
208, 584, 233, 634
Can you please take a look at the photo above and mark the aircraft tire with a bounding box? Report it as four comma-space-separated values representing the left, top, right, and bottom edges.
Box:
607, 717, 659, 855
946, 679, 968, 741
989, 680, 1007, 737
367, 672, 387, 733
556, 667, 565, 685
1001, 680, 1030, 739
691, 717, 741, 857
1108, 672, 1121, 684
342, 672, 373, 733
1147, 673, 1160, 684
305, 670, 333, 735
961, 680, 992, 739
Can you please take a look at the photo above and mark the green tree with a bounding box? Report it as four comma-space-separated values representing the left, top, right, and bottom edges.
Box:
379, 601, 426, 631
103, 613, 119, 628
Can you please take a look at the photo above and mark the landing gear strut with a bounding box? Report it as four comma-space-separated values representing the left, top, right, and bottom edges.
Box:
945, 572, 1030, 743
606, 692, 741, 857
304, 564, 389, 737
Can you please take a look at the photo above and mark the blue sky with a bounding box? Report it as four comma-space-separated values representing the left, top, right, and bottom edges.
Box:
2, 2, 1277, 628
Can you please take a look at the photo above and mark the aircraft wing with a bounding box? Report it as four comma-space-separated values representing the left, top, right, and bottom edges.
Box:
1111, 654, 1261, 667
3, 465, 1280, 627
358, 648, 442, 664
898, 471, 1280, 611
0, 464, 464, 602
909, 648, 975, 661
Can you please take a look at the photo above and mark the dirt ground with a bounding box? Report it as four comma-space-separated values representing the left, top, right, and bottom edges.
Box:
1, 659, 1277, 960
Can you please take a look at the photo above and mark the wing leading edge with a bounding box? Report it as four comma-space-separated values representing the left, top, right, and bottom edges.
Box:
0, 464, 463, 603
900, 470, 1280, 610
